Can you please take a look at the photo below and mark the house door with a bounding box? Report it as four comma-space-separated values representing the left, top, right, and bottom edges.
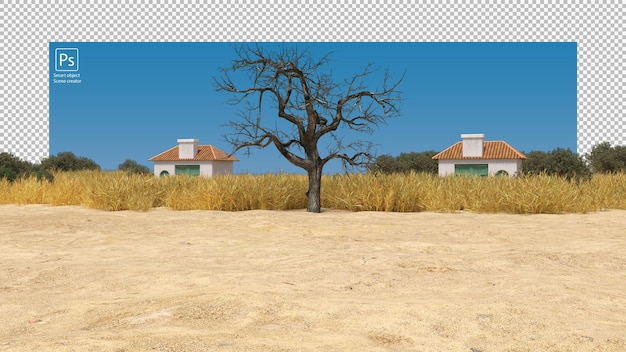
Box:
175, 165, 200, 176
455, 164, 488, 177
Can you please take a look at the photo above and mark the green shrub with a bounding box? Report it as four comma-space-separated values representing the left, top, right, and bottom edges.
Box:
118, 159, 152, 175
369, 151, 438, 174
0, 166, 18, 182
41, 152, 100, 172
586, 142, 626, 173
522, 148, 591, 180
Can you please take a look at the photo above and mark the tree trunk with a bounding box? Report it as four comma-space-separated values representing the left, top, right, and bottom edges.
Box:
306, 166, 323, 213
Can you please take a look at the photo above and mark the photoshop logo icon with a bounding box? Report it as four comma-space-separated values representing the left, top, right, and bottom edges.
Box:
55, 48, 79, 72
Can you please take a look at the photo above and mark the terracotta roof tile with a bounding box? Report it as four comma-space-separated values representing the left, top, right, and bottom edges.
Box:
149, 145, 239, 162
432, 141, 526, 160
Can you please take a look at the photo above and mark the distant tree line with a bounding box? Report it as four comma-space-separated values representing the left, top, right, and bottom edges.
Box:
3, 142, 626, 182
117, 159, 151, 175
368, 142, 626, 179
0, 151, 151, 182
521, 148, 591, 180
369, 151, 439, 174
586, 142, 626, 173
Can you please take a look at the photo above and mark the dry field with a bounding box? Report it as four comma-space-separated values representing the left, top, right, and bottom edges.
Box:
1, 204, 625, 351
3, 171, 626, 213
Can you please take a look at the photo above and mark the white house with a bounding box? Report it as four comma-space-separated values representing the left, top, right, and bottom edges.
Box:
149, 139, 238, 177
432, 134, 526, 177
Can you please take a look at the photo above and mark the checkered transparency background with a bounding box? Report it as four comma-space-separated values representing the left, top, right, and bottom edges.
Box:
1, 2, 624, 164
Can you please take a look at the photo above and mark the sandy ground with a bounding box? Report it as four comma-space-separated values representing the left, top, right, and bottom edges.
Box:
1, 205, 625, 352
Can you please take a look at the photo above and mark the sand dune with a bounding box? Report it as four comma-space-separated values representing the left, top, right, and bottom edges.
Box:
1, 204, 625, 351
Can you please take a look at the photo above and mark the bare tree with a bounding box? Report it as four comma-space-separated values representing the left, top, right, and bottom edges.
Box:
215, 44, 403, 213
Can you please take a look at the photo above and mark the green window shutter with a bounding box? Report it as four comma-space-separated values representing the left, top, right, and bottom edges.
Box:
455, 164, 488, 177
175, 165, 200, 176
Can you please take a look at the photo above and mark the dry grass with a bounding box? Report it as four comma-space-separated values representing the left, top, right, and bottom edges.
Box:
321, 173, 606, 213
1, 170, 626, 213
160, 173, 306, 211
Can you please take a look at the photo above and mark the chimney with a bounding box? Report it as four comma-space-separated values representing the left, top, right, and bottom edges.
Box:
177, 139, 199, 159
461, 134, 484, 157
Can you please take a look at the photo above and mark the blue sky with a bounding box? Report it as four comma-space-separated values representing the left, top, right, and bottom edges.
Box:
49, 42, 577, 174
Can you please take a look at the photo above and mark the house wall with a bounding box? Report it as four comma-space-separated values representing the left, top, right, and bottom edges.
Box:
153, 160, 234, 177
211, 161, 234, 176
153, 161, 176, 177
438, 159, 522, 177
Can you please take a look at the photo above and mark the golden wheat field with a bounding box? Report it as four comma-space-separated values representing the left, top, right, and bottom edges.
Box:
1, 171, 626, 213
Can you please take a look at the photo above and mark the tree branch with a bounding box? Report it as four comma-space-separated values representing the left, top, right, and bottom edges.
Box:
215, 44, 403, 174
